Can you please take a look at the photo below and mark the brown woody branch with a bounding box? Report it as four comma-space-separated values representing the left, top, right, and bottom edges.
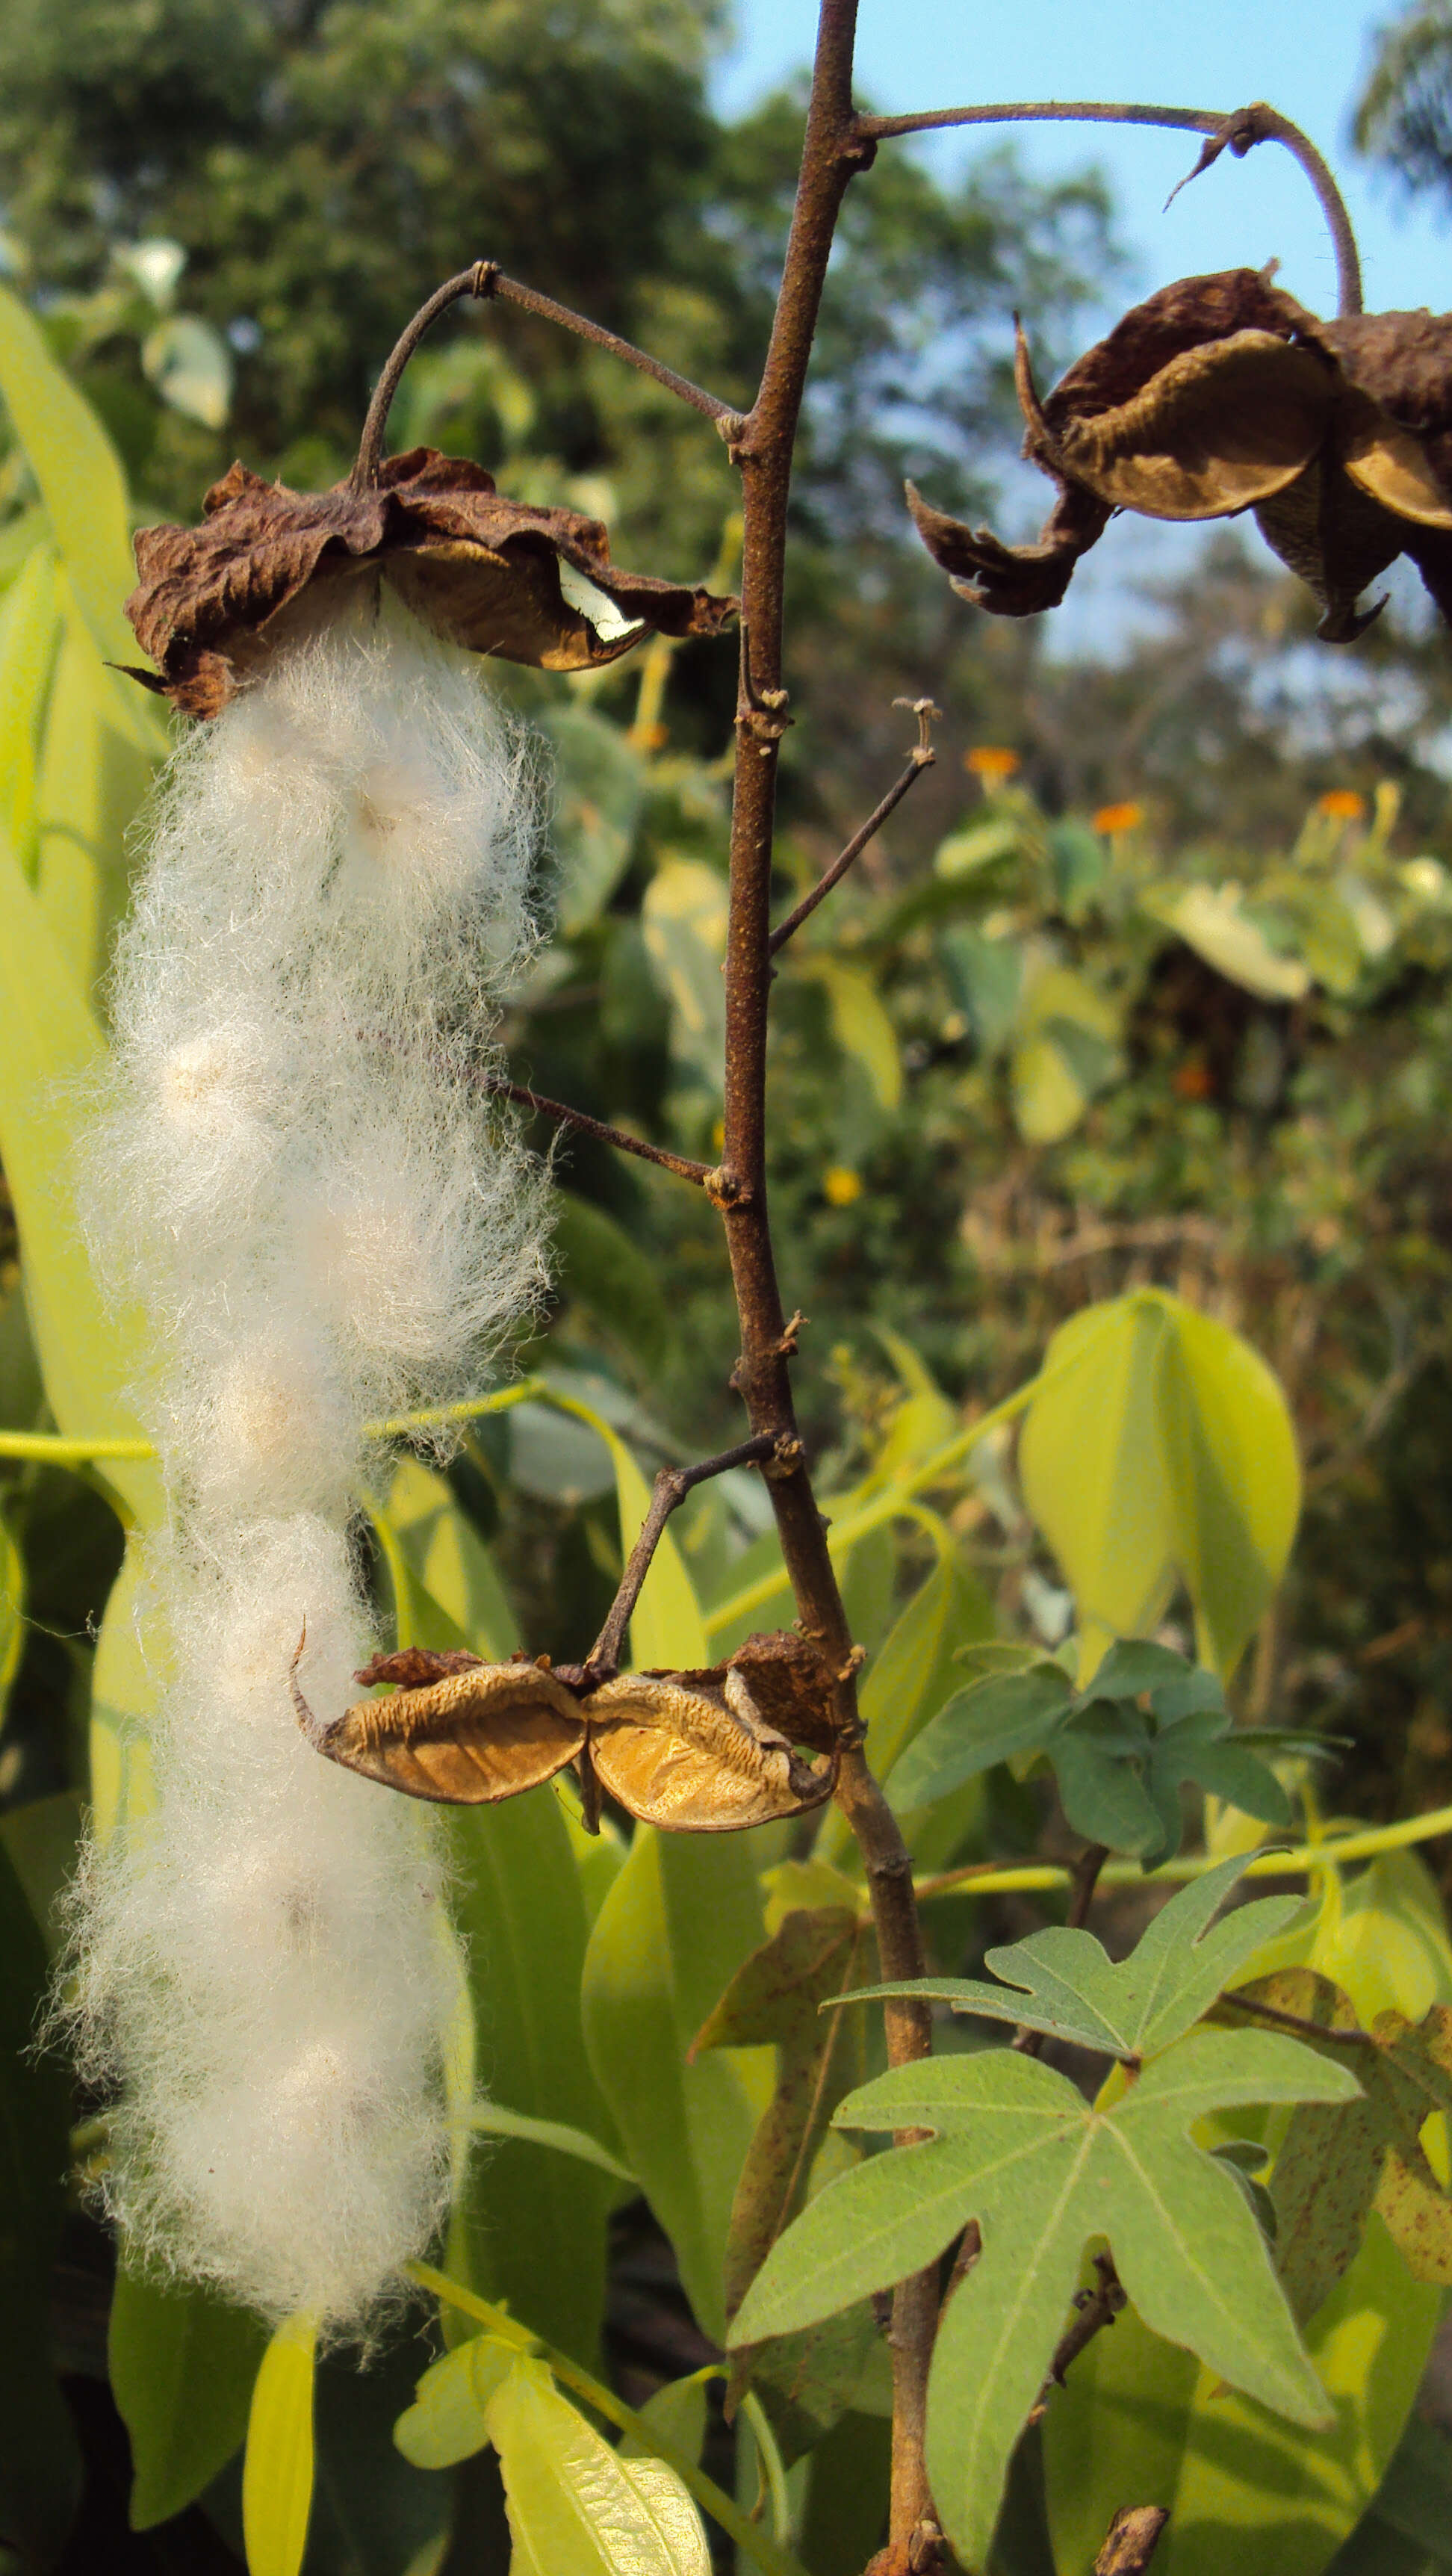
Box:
768, 699, 939, 956
584, 1432, 780, 1679
853, 99, 1362, 315
713, 2, 942, 2550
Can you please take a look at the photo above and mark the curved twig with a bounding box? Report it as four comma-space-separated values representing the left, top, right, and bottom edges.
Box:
768, 699, 938, 956
353, 260, 739, 489
854, 99, 1362, 315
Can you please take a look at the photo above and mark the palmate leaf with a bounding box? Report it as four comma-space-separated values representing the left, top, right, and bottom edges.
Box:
853, 1853, 1303, 2060
728, 2027, 1359, 2574
887, 1638, 1301, 1865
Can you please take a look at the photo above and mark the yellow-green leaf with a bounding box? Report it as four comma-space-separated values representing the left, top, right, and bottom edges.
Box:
642, 856, 727, 1093
1018, 1289, 1300, 1678
111, 2268, 265, 2530
241, 2314, 316, 2576
0, 283, 140, 674
488, 2355, 710, 2576
36, 583, 159, 994
801, 959, 902, 1111
90, 1541, 161, 1850
0, 838, 161, 1527
0, 542, 60, 874
1144, 882, 1311, 1001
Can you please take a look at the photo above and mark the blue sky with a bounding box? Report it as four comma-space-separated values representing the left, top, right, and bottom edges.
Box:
712, 4, 1451, 660
713, 2, 1447, 321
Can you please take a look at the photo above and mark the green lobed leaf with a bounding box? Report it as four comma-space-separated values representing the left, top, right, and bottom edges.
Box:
854, 1854, 1303, 2059
730, 2028, 1359, 2572
886, 1665, 1074, 1812
1043, 1860, 1452, 2576
1019, 1289, 1300, 1679
241, 2314, 317, 2576
109, 2267, 265, 2529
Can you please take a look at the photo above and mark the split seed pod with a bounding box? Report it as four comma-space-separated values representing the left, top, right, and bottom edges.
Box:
291, 1644, 584, 1805
908, 267, 1452, 643
587, 1666, 837, 1833
126, 448, 738, 717
293, 1631, 838, 1830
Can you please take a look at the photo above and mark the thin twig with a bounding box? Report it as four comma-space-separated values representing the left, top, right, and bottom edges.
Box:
768, 699, 939, 956
352, 259, 742, 495
1026, 2252, 1126, 2424
585, 1432, 780, 1677
1217, 1988, 1378, 2047
477, 1074, 712, 1187
853, 99, 1362, 314
353, 265, 492, 489
482, 265, 741, 427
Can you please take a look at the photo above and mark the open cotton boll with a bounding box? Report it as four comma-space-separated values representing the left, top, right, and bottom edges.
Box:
69, 592, 550, 2333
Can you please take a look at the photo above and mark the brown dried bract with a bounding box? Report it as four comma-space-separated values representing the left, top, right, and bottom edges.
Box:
291, 1645, 585, 1805
125, 448, 739, 715
908, 268, 1452, 643
586, 1668, 837, 1833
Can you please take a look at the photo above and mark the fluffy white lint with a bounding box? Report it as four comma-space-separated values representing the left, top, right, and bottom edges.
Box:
66, 601, 548, 2331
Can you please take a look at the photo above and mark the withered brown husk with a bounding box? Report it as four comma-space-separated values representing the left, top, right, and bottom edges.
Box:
291, 1645, 586, 1804
587, 1668, 836, 1833
125, 448, 739, 716
908, 267, 1452, 643
291, 1628, 840, 1830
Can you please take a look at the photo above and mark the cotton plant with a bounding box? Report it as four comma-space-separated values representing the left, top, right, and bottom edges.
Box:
61, 317, 736, 2334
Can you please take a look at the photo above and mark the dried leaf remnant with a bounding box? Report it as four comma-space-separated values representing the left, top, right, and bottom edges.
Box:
125, 448, 738, 715
908, 267, 1452, 643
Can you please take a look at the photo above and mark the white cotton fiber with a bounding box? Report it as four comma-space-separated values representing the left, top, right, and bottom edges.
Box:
64, 597, 548, 2331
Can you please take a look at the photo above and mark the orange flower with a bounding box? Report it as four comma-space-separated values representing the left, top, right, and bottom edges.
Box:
1318, 789, 1365, 820
1173, 1060, 1215, 1101
1093, 801, 1144, 836
965, 746, 1020, 781
823, 1166, 863, 1207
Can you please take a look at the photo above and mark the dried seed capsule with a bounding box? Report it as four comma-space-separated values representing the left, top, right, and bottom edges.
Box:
293, 1647, 585, 1804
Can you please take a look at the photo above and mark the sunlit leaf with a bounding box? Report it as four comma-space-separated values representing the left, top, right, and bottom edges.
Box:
1143, 881, 1312, 1002
1018, 1289, 1300, 1677
0, 283, 143, 677
801, 958, 902, 1110
0, 836, 161, 1526
818, 1552, 992, 1866
241, 2313, 317, 2576
488, 2355, 710, 2576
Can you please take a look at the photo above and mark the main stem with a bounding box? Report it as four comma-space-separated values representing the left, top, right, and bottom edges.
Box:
718, 0, 938, 2548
